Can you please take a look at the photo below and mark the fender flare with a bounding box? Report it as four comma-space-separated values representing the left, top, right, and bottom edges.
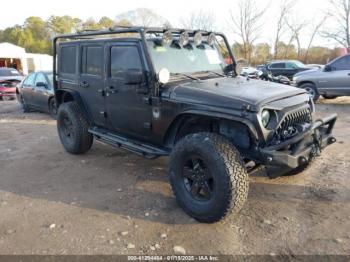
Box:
55, 89, 92, 122
163, 109, 259, 147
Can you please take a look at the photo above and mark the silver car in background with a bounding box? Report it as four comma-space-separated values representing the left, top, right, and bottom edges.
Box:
293, 54, 350, 101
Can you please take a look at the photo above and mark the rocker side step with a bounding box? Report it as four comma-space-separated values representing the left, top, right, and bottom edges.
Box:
89, 127, 170, 159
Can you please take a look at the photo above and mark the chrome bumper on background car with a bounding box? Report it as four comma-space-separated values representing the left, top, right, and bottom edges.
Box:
261, 113, 337, 171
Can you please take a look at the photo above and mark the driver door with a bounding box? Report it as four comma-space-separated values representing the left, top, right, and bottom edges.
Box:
105, 41, 152, 141
32, 72, 50, 111
21, 73, 36, 106
318, 55, 350, 96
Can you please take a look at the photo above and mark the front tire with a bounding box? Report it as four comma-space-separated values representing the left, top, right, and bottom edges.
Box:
18, 94, 30, 112
300, 83, 319, 102
169, 133, 249, 223
57, 101, 93, 154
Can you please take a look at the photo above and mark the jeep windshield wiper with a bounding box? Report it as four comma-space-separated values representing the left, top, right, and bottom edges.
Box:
171, 73, 201, 81
200, 70, 225, 77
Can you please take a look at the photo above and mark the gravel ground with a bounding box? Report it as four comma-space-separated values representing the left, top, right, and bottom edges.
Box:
0, 97, 349, 255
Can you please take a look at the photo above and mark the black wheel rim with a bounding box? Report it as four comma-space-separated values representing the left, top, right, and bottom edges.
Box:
182, 156, 214, 201
61, 115, 75, 140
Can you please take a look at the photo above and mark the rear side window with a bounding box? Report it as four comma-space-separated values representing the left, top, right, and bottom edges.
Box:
60, 46, 77, 74
270, 63, 285, 69
81, 46, 103, 76
331, 56, 350, 71
286, 62, 296, 69
110, 46, 142, 78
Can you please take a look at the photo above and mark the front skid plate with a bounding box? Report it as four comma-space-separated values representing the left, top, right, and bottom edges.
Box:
260, 113, 337, 170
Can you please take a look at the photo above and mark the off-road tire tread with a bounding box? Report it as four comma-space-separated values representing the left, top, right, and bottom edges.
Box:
170, 132, 249, 223
57, 101, 93, 154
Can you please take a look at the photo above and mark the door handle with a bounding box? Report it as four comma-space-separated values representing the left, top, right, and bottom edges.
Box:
80, 81, 89, 88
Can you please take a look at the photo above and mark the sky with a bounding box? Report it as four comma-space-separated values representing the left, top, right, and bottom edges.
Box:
1, 0, 338, 48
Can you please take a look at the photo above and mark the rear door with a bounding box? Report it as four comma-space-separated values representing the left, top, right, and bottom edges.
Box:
79, 43, 106, 127
105, 41, 152, 140
318, 55, 350, 96
21, 73, 36, 106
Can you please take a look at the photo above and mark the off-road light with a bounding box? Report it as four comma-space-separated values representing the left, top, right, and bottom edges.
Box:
179, 31, 190, 47
207, 33, 216, 46
261, 110, 271, 128
194, 32, 202, 46
162, 30, 173, 46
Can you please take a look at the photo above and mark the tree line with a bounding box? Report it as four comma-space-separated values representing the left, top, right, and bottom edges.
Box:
0, 1, 348, 65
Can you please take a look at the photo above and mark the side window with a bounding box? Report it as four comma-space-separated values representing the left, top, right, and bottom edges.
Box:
331, 56, 350, 71
286, 62, 296, 69
34, 73, 47, 86
60, 46, 77, 74
110, 46, 142, 78
81, 46, 103, 76
270, 63, 285, 69
23, 73, 36, 86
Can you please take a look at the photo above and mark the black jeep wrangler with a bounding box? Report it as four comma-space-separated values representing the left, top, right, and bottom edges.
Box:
53, 27, 337, 223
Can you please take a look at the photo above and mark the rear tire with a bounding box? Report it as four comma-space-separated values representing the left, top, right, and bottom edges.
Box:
300, 83, 319, 102
57, 101, 93, 154
169, 133, 249, 223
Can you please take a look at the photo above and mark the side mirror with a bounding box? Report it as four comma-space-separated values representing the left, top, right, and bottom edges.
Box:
324, 65, 332, 72
124, 69, 144, 85
224, 63, 235, 75
36, 82, 48, 88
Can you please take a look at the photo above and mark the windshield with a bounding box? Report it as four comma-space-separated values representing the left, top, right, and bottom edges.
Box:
0, 68, 21, 77
147, 40, 226, 75
294, 61, 306, 68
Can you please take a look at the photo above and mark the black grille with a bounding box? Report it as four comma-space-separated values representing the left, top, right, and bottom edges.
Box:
275, 107, 312, 141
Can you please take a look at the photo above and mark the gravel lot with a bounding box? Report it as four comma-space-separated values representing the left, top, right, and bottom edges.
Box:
0, 97, 349, 255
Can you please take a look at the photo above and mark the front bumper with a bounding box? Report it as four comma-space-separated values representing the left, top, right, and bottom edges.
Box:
0, 92, 16, 98
260, 113, 337, 170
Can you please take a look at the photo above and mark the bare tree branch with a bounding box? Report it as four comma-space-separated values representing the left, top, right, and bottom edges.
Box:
322, 0, 350, 51
228, 0, 267, 63
273, 0, 297, 59
180, 10, 217, 31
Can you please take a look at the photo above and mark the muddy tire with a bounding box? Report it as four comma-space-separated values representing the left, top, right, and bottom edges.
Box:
57, 101, 93, 154
169, 132, 249, 223
300, 83, 319, 102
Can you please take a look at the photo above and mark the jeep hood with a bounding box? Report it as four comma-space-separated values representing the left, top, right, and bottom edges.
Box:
165, 77, 308, 111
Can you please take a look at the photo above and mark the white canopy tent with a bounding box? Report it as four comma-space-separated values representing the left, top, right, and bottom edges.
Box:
0, 42, 28, 75
0, 42, 53, 75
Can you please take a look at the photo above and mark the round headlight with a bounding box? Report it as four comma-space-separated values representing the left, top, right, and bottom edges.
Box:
179, 31, 190, 47
162, 30, 173, 46
207, 33, 216, 46
194, 32, 202, 46
261, 110, 271, 128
